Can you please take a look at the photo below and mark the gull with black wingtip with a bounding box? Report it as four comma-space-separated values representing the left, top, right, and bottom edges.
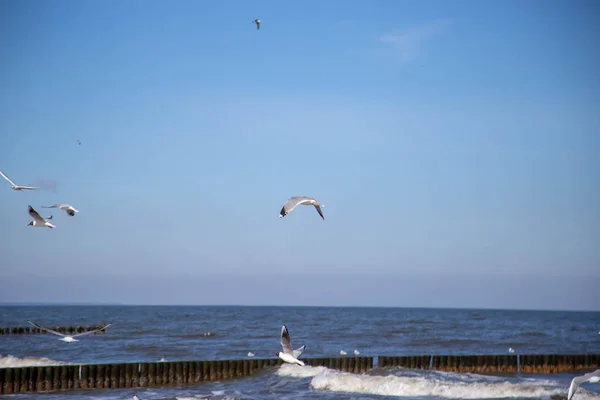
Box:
279, 196, 325, 220
42, 204, 79, 217
27, 205, 56, 228
26, 320, 112, 343
274, 325, 306, 366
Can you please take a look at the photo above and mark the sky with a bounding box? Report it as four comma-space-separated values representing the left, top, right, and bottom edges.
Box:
0, 0, 598, 310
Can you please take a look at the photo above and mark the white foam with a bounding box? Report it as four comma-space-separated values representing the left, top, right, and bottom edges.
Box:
309, 369, 573, 399
276, 363, 328, 378
0, 354, 67, 368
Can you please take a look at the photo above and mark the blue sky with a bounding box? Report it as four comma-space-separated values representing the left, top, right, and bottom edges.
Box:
0, 0, 598, 310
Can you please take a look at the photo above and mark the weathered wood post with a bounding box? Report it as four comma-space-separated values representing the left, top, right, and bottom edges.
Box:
124, 363, 133, 388
110, 363, 119, 388
148, 363, 156, 387
4, 366, 14, 393
35, 366, 45, 392
139, 362, 149, 387
167, 362, 176, 385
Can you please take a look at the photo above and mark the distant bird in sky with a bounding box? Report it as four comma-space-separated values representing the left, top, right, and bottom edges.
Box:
274, 325, 306, 366
0, 170, 40, 191
27, 206, 56, 228
568, 369, 600, 400
76, 140, 81, 145
42, 204, 79, 217
253, 19, 260, 30
26, 320, 112, 342
279, 196, 325, 220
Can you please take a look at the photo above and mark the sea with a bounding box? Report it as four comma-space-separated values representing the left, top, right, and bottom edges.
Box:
1, 306, 599, 400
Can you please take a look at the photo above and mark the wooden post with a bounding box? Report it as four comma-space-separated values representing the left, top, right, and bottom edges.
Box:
124, 363, 133, 388
109, 363, 118, 388
155, 362, 163, 386
93, 364, 101, 389
188, 362, 197, 383
167, 362, 175, 385
21, 366, 31, 392
183, 361, 191, 383
176, 362, 184, 385
35, 366, 45, 392
118, 363, 126, 388
4, 367, 13, 394
140, 362, 149, 387
148, 363, 156, 387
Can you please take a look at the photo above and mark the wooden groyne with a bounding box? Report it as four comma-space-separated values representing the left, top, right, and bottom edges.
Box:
0, 325, 108, 336
2, 354, 598, 394
0, 357, 374, 394
378, 354, 600, 373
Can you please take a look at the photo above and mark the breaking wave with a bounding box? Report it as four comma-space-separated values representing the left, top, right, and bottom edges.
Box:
0, 354, 67, 368
277, 364, 600, 399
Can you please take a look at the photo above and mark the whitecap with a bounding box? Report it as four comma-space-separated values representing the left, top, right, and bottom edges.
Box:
309, 368, 574, 399
0, 354, 67, 368
276, 363, 328, 378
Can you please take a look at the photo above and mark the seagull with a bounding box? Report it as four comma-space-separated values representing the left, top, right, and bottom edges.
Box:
42, 204, 79, 217
568, 369, 600, 399
279, 196, 325, 220
26, 320, 112, 343
274, 325, 306, 366
354, 349, 360, 356
509, 348, 515, 353
0, 170, 40, 191
76, 140, 81, 145
27, 205, 56, 228
133, 395, 141, 400
253, 19, 260, 30
340, 350, 347, 355
247, 352, 255, 357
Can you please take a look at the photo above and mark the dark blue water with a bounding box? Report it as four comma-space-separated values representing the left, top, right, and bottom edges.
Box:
1, 306, 599, 399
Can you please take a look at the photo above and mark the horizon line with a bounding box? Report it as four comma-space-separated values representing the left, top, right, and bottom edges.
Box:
0, 303, 598, 313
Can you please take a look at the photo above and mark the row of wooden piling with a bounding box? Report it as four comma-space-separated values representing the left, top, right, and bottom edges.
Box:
378, 353, 600, 373
0, 325, 108, 335
1, 354, 597, 394
0, 357, 373, 394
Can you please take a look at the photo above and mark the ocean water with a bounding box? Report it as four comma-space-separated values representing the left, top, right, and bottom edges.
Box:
0, 306, 599, 400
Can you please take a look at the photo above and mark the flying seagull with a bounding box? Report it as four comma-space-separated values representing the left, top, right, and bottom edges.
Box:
76, 140, 81, 145
279, 196, 325, 220
0, 170, 40, 191
42, 204, 79, 217
27, 205, 56, 228
253, 19, 260, 30
568, 369, 600, 400
274, 325, 306, 366
26, 320, 112, 343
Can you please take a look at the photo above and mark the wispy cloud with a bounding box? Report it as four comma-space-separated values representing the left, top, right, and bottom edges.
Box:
379, 19, 452, 63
